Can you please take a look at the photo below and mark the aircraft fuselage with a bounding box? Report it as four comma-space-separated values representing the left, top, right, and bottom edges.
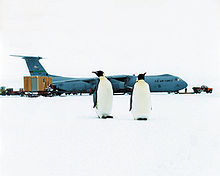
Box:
11, 55, 188, 94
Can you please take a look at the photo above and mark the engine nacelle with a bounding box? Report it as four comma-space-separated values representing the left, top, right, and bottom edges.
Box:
110, 79, 125, 92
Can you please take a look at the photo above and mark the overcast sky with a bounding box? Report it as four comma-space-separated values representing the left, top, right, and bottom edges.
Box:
0, 0, 220, 90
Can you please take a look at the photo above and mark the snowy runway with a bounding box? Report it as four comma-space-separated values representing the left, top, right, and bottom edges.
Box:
1, 93, 220, 176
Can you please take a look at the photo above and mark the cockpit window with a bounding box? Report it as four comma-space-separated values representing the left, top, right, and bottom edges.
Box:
175, 78, 180, 81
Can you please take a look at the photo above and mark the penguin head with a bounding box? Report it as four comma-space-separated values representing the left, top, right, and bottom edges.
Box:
137, 72, 146, 81
92, 70, 105, 77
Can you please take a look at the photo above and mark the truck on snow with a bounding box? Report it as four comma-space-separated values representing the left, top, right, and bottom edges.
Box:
192, 85, 213, 94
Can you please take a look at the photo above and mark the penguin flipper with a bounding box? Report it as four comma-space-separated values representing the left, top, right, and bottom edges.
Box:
93, 80, 99, 108
129, 88, 133, 111
93, 87, 97, 108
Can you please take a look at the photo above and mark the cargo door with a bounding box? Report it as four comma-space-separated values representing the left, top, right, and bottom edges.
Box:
31, 78, 38, 91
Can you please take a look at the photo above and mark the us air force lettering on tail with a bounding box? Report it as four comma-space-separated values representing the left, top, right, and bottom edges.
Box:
10, 55, 188, 94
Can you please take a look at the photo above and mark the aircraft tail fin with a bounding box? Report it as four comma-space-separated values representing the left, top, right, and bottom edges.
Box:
10, 55, 49, 76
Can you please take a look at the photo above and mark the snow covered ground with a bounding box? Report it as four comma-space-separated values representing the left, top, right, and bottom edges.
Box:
0, 93, 220, 176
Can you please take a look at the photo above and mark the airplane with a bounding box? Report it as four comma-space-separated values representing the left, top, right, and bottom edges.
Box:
10, 55, 188, 94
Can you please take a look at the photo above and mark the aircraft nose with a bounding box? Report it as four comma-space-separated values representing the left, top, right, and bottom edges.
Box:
175, 78, 188, 91
181, 80, 188, 89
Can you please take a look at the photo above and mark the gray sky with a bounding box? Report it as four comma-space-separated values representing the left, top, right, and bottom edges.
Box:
0, 0, 220, 90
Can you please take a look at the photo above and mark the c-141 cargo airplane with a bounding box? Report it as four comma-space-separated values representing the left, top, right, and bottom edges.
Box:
11, 55, 188, 94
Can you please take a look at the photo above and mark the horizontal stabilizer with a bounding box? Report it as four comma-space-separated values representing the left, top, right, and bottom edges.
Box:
10, 55, 43, 60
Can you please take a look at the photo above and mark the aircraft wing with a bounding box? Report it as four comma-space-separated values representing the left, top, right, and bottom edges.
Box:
51, 75, 132, 93
52, 75, 130, 84
107, 75, 130, 81
52, 77, 97, 84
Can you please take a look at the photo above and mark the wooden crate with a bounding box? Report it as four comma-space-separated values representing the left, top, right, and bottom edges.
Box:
38, 76, 52, 91
24, 76, 52, 92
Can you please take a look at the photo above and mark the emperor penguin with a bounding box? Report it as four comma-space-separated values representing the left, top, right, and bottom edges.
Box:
130, 73, 151, 120
92, 70, 113, 119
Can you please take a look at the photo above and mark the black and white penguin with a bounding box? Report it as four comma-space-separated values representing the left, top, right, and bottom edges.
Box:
92, 70, 113, 119
129, 73, 151, 120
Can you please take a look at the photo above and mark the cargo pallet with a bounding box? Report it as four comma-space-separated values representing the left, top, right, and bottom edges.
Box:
23, 90, 75, 97
0, 89, 89, 97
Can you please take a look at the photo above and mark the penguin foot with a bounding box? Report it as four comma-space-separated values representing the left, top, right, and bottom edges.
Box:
136, 118, 147, 121
102, 116, 113, 119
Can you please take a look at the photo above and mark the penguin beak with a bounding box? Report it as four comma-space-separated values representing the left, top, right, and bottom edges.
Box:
92, 71, 98, 77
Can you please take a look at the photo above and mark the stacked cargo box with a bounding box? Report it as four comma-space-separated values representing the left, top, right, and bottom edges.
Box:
24, 76, 52, 92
